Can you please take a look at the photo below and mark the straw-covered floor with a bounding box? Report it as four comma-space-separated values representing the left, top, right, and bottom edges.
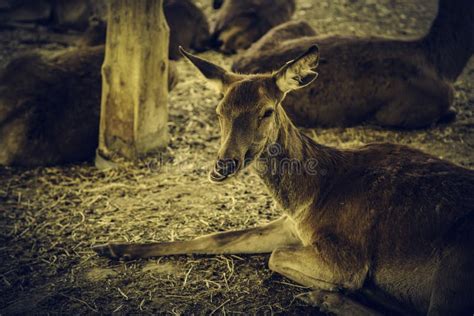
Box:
1, 0, 473, 314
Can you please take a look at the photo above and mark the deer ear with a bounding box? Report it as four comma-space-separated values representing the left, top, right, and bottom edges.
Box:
274, 45, 320, 94
179, 46, 241, 93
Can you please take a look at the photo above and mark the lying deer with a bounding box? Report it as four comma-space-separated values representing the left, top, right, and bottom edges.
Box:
76, 0, 210, 59
164, 0, 210, 60
210, 0, 295, 54
232, 0, 473, 128
0, 0, 209, 166
94, 47, 474, 315
0, 46, 178, 166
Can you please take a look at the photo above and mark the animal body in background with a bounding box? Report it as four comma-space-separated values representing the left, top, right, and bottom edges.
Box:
210, 0, 295, 54
233, 0, 473, 128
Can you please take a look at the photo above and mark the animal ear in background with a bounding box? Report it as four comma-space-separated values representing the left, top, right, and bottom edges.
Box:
179, 46, 242, 93
275, 45, 320, 93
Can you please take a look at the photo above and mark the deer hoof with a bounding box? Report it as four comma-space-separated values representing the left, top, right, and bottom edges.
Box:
92, 243, 132, 260
298, 290, 342, 311
298, 290, 382, 316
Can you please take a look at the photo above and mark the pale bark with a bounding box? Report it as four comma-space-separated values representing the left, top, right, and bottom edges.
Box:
98, 0, 169, 160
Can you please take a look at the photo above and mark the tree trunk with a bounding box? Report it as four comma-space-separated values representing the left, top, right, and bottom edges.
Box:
98, 0, 169, 161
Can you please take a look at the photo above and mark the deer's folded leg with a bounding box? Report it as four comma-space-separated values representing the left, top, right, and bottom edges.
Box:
269, 245, 372, 313
93, 215, 302, 259
269, 243, 369, 291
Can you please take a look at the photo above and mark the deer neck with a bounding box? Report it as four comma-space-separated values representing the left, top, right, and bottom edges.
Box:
253, 106, 344, 216
422, 0, 474, 81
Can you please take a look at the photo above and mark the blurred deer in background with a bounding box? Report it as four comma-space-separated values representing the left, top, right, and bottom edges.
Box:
164, 0, 210, 59
77, 0, 210, 59
233, 0, 474, 128
0, 47, 103, 166
0, 0, 210, 59
0, 16, 182, 167
0, 0, 213, 166
0, 46, 178, 166
95, 47, 474, 316
210, 0, 295, 54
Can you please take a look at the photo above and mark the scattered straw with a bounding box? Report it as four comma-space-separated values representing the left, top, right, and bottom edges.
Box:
1, 0, 473, 314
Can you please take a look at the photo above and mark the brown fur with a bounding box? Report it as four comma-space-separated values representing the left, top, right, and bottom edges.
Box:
76, 17, 107, 48
94, 47, 474, 315
164, 0, 210, 59
0, 0, 208, 166
75, 0, 210, 60
0, 46, 178, 166
232, 0, 474, 128
210, 0, 295, 54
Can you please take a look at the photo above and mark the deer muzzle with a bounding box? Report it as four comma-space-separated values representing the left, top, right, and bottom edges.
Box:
209, 158, 240, 183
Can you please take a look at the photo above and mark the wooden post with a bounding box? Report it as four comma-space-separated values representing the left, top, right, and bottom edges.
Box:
97, 0, 169, 162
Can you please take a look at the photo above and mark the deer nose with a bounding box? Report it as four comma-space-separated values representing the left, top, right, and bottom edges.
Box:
215, 158, 239, 177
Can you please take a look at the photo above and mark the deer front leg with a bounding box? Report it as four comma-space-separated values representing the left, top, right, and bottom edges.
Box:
93, 215, 302, 259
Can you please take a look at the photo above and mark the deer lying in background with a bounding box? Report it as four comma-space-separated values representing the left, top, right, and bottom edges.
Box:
0, 0, 211, 167
0, 0, 209, 60
94, 47, 474, 315
233, 0, 474, 128
0, 47, 178, 166
77, 0, 210, 59
210, 0, 295, 54
164, 0, 210, 59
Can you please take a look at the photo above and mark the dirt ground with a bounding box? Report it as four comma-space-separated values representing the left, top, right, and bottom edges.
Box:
1, 0, 473, 314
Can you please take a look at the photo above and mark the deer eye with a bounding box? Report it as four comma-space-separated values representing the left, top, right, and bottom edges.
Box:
260, 109, 274, 120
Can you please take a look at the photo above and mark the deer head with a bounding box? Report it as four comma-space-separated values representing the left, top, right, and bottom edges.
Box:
210, 0, 295, 54
180, 45, 319, 183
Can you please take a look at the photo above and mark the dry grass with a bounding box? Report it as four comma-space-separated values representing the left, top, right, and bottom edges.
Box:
1, 0, 473, 314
